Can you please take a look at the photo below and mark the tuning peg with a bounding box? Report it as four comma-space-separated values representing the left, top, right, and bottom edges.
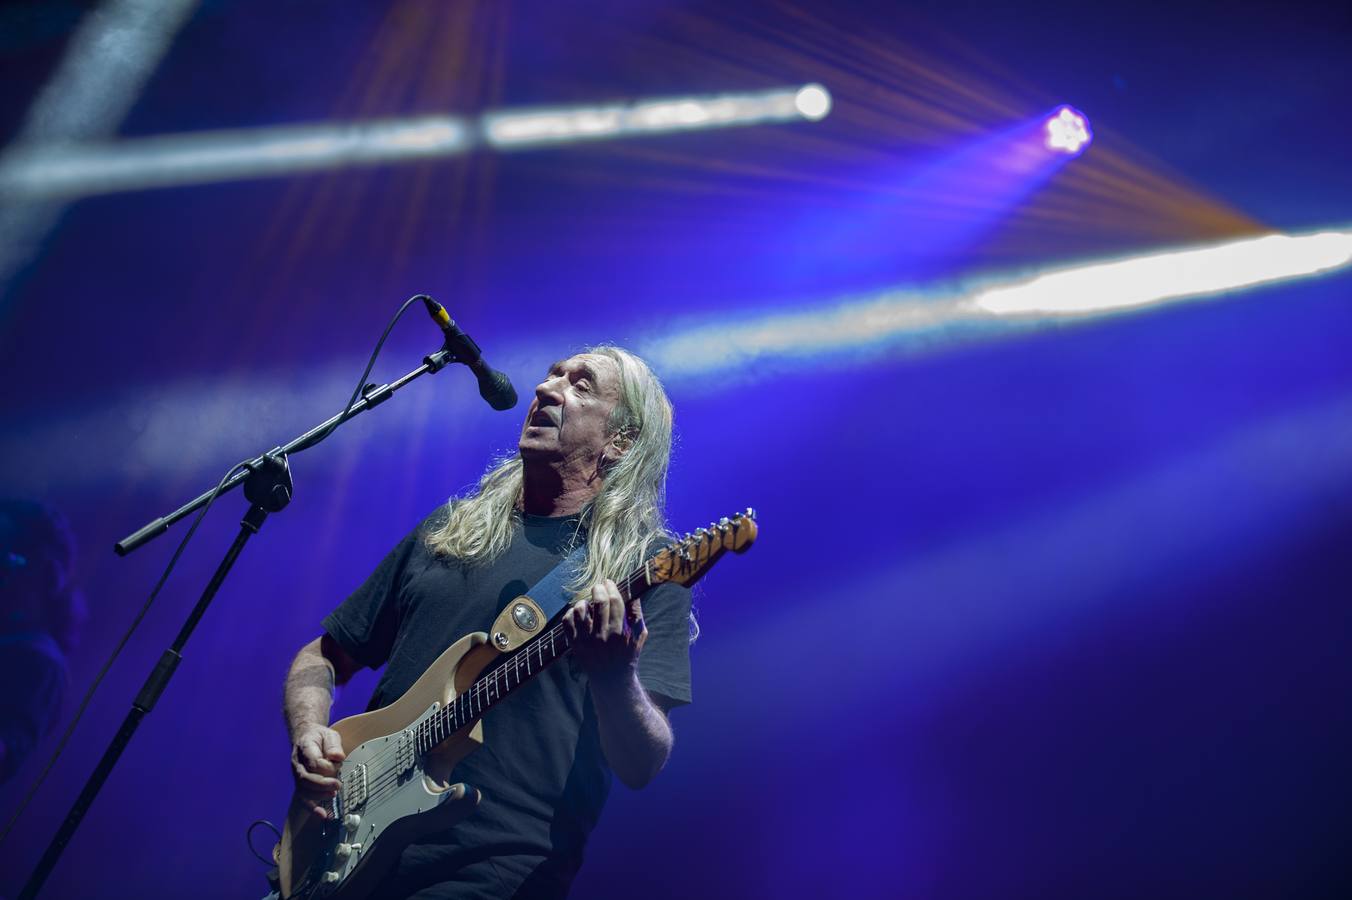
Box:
745, 507, 756, 519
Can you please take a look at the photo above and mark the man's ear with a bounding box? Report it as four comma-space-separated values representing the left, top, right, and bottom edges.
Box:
604, 427, 636, 463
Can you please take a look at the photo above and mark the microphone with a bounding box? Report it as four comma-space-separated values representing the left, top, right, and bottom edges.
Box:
420, 296, 518, 410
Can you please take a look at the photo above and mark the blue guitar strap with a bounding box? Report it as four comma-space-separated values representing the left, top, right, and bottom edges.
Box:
520, 543, 590, 621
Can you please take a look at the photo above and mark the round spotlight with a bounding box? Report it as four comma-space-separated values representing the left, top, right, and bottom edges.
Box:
794, 83, 832, 121
1045, 105, 1092, 155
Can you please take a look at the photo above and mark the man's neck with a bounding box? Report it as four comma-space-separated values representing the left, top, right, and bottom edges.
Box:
520, 459, 603, 518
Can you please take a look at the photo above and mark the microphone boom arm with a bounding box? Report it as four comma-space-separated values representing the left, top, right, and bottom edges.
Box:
114, 347, 458, 556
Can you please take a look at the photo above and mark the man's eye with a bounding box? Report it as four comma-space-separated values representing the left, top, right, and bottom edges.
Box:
576, 380, 591, 392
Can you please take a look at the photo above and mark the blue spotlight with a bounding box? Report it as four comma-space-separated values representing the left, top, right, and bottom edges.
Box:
1045, 105, 1092, 155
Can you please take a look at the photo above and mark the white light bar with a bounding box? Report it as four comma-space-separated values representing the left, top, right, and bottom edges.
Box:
2, 116, 472, 199
641, 229, 1352, 380
642, 290, 956, 378
974, 231, 1352, 315
481, 84, 831, 149
12, 0, 199, 145
0, 0, 199, 294
0, 84, 830, 200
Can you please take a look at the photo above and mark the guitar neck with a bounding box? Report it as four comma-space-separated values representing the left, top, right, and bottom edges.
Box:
415, 566, 650, 752
414, 510, 755, 753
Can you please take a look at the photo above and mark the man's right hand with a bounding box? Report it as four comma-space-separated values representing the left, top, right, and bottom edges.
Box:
291, 722, 346, 819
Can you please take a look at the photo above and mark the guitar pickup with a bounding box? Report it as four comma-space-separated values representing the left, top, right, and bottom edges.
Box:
398, 729, 417, 774
343, 763, 369, 810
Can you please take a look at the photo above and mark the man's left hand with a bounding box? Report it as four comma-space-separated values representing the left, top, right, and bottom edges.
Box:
563, 579, 647, 681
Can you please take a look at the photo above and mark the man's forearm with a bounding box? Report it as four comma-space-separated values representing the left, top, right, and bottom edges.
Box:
284, 639, 337, 739
590, 666, 673, 789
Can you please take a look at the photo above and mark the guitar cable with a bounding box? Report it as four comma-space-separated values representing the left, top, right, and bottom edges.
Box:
247, 819, 283, 866
0, 294, 426, 858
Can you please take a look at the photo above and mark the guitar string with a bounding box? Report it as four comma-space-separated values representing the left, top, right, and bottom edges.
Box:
303, 531, 751, 887
349, 555, 649, 809
349, 621, 574, 809
338, 538, 723, 810
348, 608, 584, 803
341, 557, 660, 794
342, 589, 603, 796
328, 533, 735, 815
335, 551, 703, 810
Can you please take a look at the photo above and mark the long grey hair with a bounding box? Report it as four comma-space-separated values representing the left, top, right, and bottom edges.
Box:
424, 345, 676, 599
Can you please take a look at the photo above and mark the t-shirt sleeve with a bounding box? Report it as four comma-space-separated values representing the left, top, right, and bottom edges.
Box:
634, 581, 693, 708
321, 522, 426, 670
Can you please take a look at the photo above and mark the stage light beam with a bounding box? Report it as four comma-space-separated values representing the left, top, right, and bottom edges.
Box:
481, 84, 831, 149
2, 117, 474, 198
0, 85, 832, 200
973, 231, 1352, 316
0, 0, 198, 298
640, 229, 1352, 381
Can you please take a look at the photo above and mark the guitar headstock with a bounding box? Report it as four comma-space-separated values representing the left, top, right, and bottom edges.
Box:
649, 508, 758, 588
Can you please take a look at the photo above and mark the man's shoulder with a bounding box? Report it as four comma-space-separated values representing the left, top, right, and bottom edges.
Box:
418, 504, 451, 534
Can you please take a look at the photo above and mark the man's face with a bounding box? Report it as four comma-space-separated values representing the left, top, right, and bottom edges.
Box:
519, 353, 624, 469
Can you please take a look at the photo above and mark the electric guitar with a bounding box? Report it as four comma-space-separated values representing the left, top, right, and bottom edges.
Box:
276, 509, 758, 899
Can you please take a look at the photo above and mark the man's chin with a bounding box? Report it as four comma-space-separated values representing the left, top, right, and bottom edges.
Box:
518, 439, 561, 460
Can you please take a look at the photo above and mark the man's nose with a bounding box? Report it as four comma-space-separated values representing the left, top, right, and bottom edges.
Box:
535, 374, 565, 404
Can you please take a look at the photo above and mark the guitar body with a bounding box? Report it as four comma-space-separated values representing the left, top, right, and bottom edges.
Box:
278, 631, 498, 899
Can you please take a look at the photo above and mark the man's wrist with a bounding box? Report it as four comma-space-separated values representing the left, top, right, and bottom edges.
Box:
588, 663, 643, 702
287, 715, 326, 740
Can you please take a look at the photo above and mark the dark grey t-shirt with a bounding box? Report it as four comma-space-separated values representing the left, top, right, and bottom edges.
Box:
322, 510, 692, 899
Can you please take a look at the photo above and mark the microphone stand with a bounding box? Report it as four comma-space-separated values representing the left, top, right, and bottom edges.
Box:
21, 346, 465, 899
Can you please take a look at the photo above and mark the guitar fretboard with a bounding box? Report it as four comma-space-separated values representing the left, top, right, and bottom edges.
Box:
411, 564, 653, 754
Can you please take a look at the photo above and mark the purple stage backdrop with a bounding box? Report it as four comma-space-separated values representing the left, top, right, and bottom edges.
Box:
1, 1, 1350, 898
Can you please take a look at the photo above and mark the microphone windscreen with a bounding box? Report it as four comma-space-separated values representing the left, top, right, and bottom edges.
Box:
480, 370, 518, 410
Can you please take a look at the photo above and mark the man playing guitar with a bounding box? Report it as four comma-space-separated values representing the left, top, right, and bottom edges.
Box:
281, 346, 693, 898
